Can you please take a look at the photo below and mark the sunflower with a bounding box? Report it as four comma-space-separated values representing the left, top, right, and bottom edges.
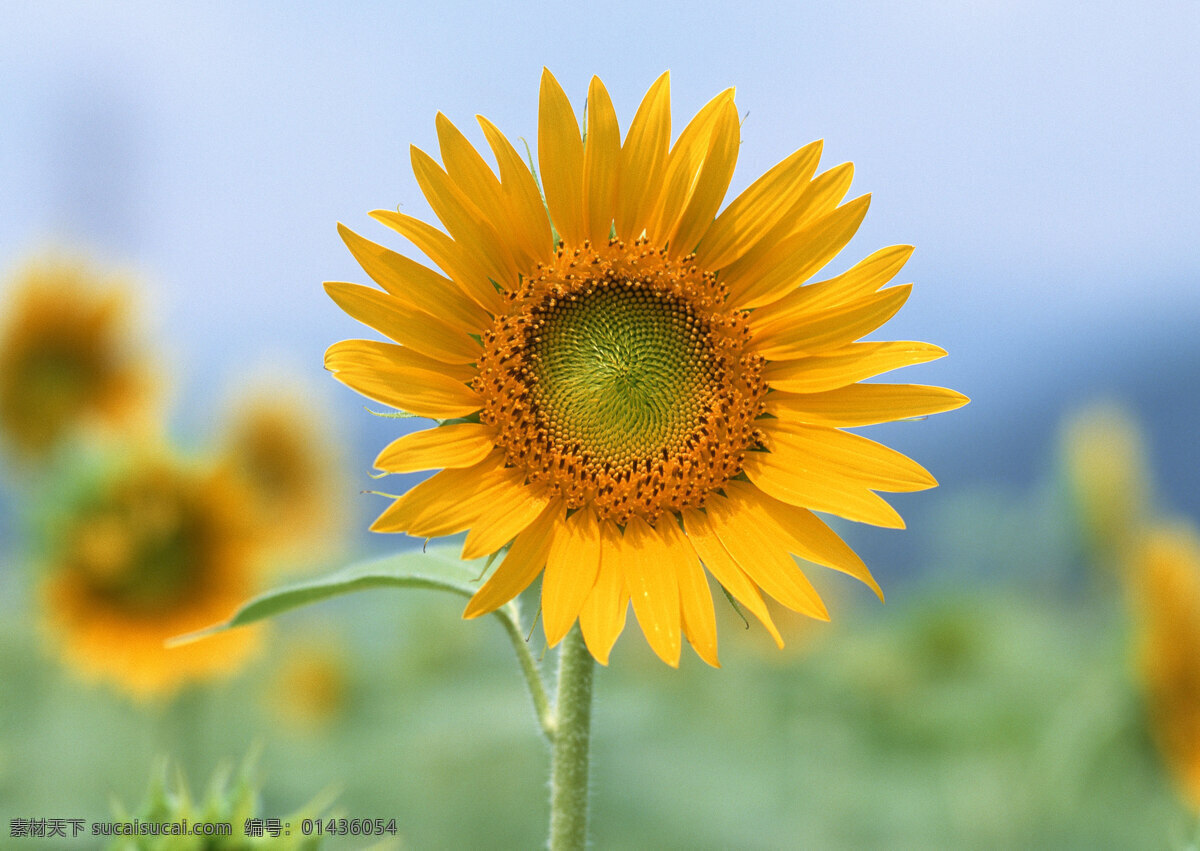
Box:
325, 70, 967, 667
1133, 523, 1200, 811
218, 380, 348, 570
0, 257, 153, 459
40, 450, 262, 699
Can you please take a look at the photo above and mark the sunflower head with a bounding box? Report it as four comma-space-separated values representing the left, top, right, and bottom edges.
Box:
326, 70, 967, 667
217, 380, 348, 570
1132, 523, 1200, 812
0, 257, 154, 460
41, 449, 262, 700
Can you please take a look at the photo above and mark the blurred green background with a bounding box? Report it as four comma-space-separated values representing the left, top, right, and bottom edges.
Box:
3, 1, 1200, 848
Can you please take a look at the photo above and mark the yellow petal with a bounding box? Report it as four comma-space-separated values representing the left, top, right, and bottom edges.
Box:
464, 499, 565, 618
370, 451, 512, 536
750, 244, 915, 330
657, 517, 719, 667
761, 420, 937, 492
667, 99, 741, 257
740, 450, 906, 528
763, 341, 947, 393
704, 492, 829, 619
324, 281, 481, 364
410, 146, 521, 290
323, 338, 476, 384
477, 115, 555, 263
615, 71, 671, 241
727, 194, 872, 310
648, 89, 734, 247
695, 140, 823, 271
582, 76, 621, 248
542, 507, 601, 646
338, 223, 491, 333
436, 112, 541, 270
578, 521, 630, 665
538, 69, 585, 247
724, 480, 882, 601
719, 161, 855, 285
327, 363, 480, 420
766, 383, 971, 427
370, 208, 505, 315
461, 484, 553, 561
622, 515, 681, 667
682, 508, 784, 648
373, 422, 496, 473
751, 285, 912, 360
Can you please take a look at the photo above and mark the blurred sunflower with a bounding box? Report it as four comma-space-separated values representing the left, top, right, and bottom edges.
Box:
0, 257, 153, 459
1133, 523, 1200, 812
40, 450, 262, 700
326, 70, 966, 667
218, 381, 347, 570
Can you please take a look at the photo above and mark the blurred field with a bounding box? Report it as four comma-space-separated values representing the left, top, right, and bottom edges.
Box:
2, 488, 1194, 848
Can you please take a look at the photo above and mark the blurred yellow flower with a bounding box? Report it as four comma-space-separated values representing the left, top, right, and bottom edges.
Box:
326, 70, 966, 667
218, 381, 347, 570
263, 635, 350, 733
40, 451, 262, 700
1061, 402, 1152, 565
0, 257, 153, 459
1133, 522, 1200, 812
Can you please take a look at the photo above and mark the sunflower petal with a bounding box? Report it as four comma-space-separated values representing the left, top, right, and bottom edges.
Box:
464, 500, 565, 618
324, 281, 481, 364
542, 507, 602, 645
410, 146, 521, 290
539, 69, 585, 247
436, 112, 541, 270
373, 423, 496, 473
761, 420, 937, 492
750, 244, 915, 330
649, 89, 734, 247
668, 100, 741, 257
326, 363, 479, 420
682, 508, 784, 648
477, 115, 555, 263
695, 140, 823, 271
657, 517, 719, 667
752, 285, 912, 360
579, 521, 630, 665
724, 480, 882, 600
582, 76, 621, 248
338, 224, 491, 332
370, 452, 511, 536
323, 339, 475, 384
705, 492, 829, 619
461, 485, 553, 561
370, 209, 505, 315
763, 341, 947, 393
727, 193, 872, 310
616, 72, 671, 241
740, 450, 906, 528
622, 515, 681, 667
766, 383, 971, 427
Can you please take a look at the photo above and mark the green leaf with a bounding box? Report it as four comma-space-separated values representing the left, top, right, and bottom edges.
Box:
170, 547, 487, 646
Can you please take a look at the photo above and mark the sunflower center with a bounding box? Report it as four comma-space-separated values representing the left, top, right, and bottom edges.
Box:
477, 239, 769, 524
529, 284, 713, 468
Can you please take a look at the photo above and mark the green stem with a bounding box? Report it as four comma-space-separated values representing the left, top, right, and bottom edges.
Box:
497, 602, 554, 741
548, 626, 595, 851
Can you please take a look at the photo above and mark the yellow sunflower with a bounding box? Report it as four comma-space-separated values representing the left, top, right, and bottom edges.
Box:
1133, 523, 1200, 812
218, 380, 348, 570
0, 257, 153, 459
40, 451, 262, 700
325, 70, 967, 667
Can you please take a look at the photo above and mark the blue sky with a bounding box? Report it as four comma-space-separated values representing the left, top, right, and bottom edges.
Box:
3, 1, 1198, 513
